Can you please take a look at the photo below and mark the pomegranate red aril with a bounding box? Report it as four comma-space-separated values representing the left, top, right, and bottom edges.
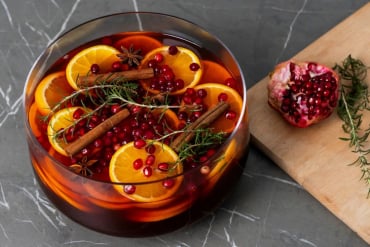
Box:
145, 144, 156, 154
225, 110, 237, 120
158, 162, 169, 171
218, 93, 228, 102
175, 79, 184, 89
133, 158, 143, 170
124, 185, 136, 194
154, 53, 164, 63
145, 154, 156, 166
225, 78, 237, 88
90, 64, 100, 74
162, 179, 175, 189
112, 61, 122, 71
73, 108, 85, 120
268, 60, 339, 127
189, 63, 200, 71
168, 45, 178, 55
197, 88, 207, 98
143, 166, 152, 177
134, 139, 146, 149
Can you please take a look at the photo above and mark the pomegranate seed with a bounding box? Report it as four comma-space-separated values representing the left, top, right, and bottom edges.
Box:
94, 139, 103, 148
225, 78, 237, 88
112, 61, 122, 71
162, 179, 175, 188
145, 144, 156, 154
163, 71, 175, 81
175, 79, 184, 89
185, 88, 196, 96
197, 89, 207, 98
168, 46, 178, 55
124, 185, 136, 194
182, 95, 193, 104
158, 162, 169, 171
143, 166, 153, 177
189, 63, 200, 71
194, 97, 203, 105
147, 59, 157, 68
199, 155, 208, 163
145, 154, 155, 166
225, 110, 237, 120
133, 158, 143, 170
134, 139, 146, 149
143, 130, 155, 140
73, 108, 85, 120
218, 93, 228, 102
90, 64, 100, 74
111, 104, 121, 114
178, 111, 188, 121
154, 53, 164, 63
206, 149, 216, 157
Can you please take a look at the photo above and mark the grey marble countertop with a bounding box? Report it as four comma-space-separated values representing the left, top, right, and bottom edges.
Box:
1, 0, 370, 246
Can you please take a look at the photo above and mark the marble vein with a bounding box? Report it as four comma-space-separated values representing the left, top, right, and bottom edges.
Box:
48, 0, 81, 46
223, 227, 238, 247
0, 222, 9, 240
220, 207, 260, 224
0, 0, 14, 28
62, 240, 109, 246
15, 185, 61, 230
0, 181, 10, 210
275, 0, 308, 63
245, 171, 302, 189
279, 229, 317, 247
201, 214, 215, 247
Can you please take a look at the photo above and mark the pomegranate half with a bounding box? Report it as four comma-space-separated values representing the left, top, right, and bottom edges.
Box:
267, 60, 340, 128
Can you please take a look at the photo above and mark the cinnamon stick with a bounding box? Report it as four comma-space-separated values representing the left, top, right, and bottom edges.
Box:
64, 108, 130, 156
170, 101, 230, 152
77, 68, 154, 87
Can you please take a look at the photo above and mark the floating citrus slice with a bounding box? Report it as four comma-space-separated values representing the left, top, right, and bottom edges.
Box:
109, 140, 183, 202
151, 108, 181, 130
140, 46, 202, 95
185, 83, 243, 133
114, 35, 162, 56
34, 71, 74, 116
28, 102, 45, 138
66, 45, 120, 90
200, 60, 232, 84
47, 106, 91, 156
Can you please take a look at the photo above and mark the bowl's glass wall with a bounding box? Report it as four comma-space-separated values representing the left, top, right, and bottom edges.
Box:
23, 12, 249, 236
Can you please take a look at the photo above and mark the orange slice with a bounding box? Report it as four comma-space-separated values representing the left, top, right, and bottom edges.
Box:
151, 108, 181, 130
140, 46, 202, 95
114, 35, 162, 56
200, 60, 232, 84
47, 106, 91, 156
109, 140, 183, 202
34, 71, 74, 116
28, 102, 45, 138
66, 45, 120, 90
193, 83, 243, 133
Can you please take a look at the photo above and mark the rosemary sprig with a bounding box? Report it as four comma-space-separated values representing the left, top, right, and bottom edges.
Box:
177, 128, 226, 163
334, 55, 370, 196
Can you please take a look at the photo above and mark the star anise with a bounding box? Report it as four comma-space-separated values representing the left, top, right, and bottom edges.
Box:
117, 44, 143, 67
69, 156, 98, 177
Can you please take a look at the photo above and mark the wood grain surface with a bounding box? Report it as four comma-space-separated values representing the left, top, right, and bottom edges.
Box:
247, 3, 370, 243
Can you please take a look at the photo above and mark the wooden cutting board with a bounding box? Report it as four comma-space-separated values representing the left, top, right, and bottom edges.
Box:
247, 3, 370, 244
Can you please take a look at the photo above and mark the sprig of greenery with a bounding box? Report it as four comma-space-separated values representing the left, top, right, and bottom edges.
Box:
177, 128, 226, 163
334, 55, 370, 196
